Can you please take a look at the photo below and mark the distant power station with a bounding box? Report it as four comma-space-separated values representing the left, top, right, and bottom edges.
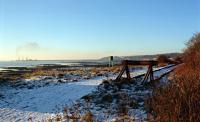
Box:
17, 57, 37, 61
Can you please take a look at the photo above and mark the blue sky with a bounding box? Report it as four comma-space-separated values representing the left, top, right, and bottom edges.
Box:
0, 0, 200, 60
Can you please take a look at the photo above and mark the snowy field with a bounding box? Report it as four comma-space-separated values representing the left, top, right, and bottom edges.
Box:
0, 65, 175, 122
0, 76, 110, 121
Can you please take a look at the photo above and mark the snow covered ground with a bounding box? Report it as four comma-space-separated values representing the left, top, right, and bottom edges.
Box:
0, 65, 175, 122
0, 76, 109, 121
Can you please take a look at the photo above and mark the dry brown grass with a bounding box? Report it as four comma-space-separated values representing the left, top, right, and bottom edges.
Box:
22, 66, 121, 80
145, 33, 200, 122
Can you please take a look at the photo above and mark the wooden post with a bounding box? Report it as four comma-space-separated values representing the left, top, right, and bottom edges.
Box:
149, 65, 154, 81
115, 60, 131, 81
125, 64, 131, 80
142, 64, 154, 84
116, 65, 126, 81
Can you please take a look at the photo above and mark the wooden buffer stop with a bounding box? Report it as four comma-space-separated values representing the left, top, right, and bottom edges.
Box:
115, 60, 158, 84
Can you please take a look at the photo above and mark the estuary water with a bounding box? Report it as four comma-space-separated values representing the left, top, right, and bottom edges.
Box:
0, 60, 80, 69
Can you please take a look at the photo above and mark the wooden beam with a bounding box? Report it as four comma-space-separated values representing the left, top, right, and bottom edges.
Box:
122, 60, 158, 66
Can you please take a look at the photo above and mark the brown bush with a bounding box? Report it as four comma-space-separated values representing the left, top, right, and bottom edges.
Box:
157, 55, 171, 66
174, 55, 183, 64
146, 33, 200, 121
146, 70, 200, 121
157, 55, 169, 63
184, 33, 200, 70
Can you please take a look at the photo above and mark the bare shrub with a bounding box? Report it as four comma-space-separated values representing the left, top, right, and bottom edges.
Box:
146, 33, 200, 121
81, 112, 94, 122
184, 33, 200, 70
157, 55, 169, 63
174, 55, 183, 64
146, 71, 200, 121
157, 55, 170, 66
